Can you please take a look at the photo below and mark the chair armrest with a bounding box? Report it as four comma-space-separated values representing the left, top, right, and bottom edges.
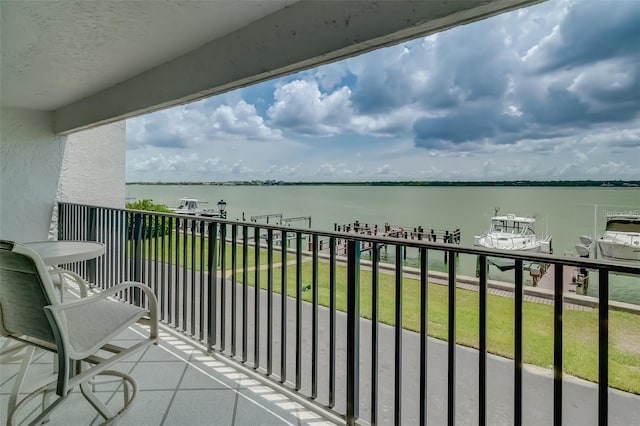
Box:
49, 268, 89, 298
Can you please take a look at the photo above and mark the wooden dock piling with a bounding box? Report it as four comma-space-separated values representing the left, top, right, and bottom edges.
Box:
333, 221, 461, 262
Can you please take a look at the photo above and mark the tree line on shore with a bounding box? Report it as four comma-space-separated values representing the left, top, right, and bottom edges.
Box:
126, 180, 639, 187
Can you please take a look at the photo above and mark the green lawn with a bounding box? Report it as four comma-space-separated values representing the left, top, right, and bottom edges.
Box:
239, 258, 640, 394
130, 235, 289, 270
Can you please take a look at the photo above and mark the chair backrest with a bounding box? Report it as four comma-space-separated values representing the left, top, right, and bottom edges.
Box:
0, 240, 59, 345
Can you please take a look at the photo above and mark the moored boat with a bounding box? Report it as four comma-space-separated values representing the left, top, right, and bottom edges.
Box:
474, 213, 552, 253
596, 211, 640, 263
169, 198, 226, 218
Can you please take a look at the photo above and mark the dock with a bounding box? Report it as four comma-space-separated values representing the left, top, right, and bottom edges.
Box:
334, 221, 461, 243
244, 212, 313, 246
329, 221, 461, 263
536, 263, 589, 295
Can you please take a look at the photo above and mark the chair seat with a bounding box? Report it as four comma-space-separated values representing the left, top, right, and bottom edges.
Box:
63, 298, 148, 357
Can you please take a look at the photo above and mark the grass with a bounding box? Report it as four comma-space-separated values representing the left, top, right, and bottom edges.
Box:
239, 258, 640, 394
129, 235, 290, 270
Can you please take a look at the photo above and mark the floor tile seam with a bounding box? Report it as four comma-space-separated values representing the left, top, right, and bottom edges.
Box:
84, 387, 202, 394
129, 326, 298, 426
83, 344, 153, 425
162, 334, 343, 425
158, 347, 190, 426
230, 382, 240, 426
79, 333, 167, 424
0, 347, 52, 388
114, 359, 187, 364
16, 400, 43, 424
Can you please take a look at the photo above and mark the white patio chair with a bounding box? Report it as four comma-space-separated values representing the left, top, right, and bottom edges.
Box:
1, 255, 93, 415
0, 240, 158, 425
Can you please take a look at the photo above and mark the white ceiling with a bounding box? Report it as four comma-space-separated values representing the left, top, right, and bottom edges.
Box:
1, 0, 297, 110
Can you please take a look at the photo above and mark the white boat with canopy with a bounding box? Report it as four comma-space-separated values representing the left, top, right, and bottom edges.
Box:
169, 198, 227, 218
596, 211, 640, 263
474, 213, 552, 253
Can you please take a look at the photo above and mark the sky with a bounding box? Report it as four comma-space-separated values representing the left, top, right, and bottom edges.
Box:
126, 0, 640, 182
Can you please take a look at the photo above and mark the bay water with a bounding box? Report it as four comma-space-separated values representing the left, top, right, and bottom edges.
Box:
127, 184, 639, 304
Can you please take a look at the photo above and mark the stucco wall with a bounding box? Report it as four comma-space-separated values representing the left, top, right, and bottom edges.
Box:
57, 122, 126, 207
0, 109, 126, 242
47, 122, 126, 239
0, 107, 65, 242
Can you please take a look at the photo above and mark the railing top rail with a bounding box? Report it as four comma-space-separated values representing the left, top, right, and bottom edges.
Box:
59, 202, 640, 275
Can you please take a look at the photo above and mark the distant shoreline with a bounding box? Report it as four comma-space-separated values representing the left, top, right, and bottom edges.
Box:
126, 180, 640, 187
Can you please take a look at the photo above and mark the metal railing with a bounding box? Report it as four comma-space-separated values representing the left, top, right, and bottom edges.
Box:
57, 202, 640, 426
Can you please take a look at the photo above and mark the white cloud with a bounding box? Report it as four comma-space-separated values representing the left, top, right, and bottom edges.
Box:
585, 161, 639, 178
211, 101, 282, 140
268, 80, 353, 135
311, 62, 350, 91
375, 164, 393, 175
128, 99, 282, 152
315, 163, 361, 178
131, 153, 200, 172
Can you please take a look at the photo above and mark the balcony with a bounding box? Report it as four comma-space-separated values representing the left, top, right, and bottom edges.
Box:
4, 202, 638, 425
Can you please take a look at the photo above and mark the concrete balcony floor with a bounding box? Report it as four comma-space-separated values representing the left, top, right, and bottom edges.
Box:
0, 327, 337, 426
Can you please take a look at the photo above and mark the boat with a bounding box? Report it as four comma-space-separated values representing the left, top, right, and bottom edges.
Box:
169, 198, 225, 218
596, 211, 640, 263
574, 235, 594, 258
474, 213, 552, 253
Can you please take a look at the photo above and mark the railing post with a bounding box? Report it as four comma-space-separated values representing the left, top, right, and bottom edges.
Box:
419, 246, 428, 426
448, 249, 456, 426
598, 269, 609, 426
207, 222, 218, 351
242, 225, 249, 363
131, 212, 143, 305
346, 239, 360, 426
371, 242, 380, 425
280, 230, 288, 383
295, 232, 303, 390
254, 226, 261, 369
554, 263, 563, 426
267, 229, 274, 376
329, 236, 337, 409
57, 202, 64, 240
220, 223, 227, 351
231, 224, 238, 357
478, 255, 487, 426
311, 234, 319, 399
86, 206, 98, 285
395, 245, 403, 426
514, 259, 523, 426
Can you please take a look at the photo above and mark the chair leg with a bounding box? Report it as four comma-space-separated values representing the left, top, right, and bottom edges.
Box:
8, 365, 137, 425
123, 379, 130, 406
7, 381, 65, 426
76, 356, 138, 423
39, 386, 55, 425
7, 345, 36, 415
2, 342, 59, 425
79, 371, 138, 423
80, 380, 114, 420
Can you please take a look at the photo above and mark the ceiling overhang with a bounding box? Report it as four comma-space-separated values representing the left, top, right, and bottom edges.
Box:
0, 0, 542, 134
